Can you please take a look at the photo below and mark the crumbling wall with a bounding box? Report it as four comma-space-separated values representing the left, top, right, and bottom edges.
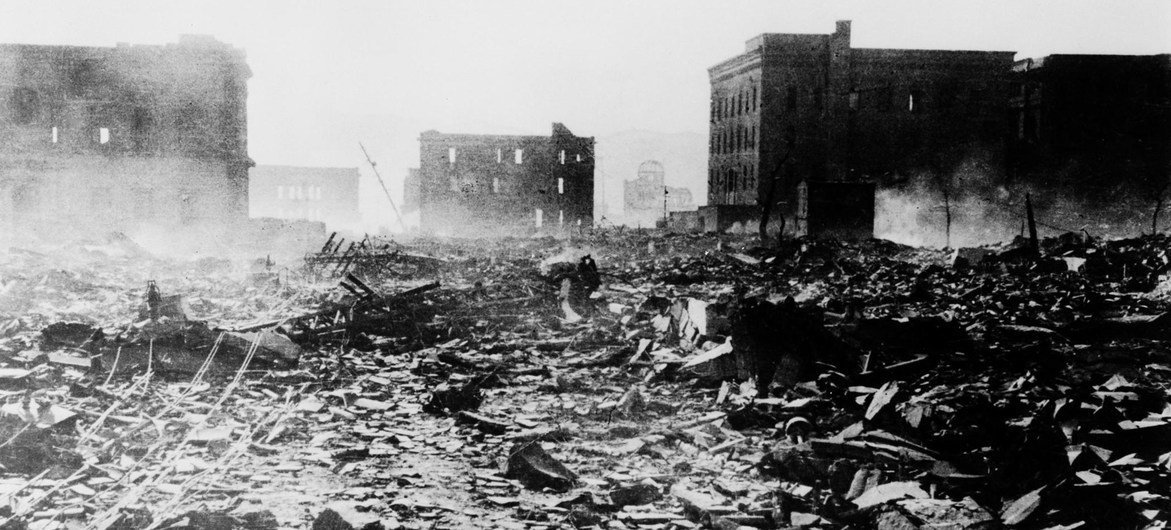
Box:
0, 35, 251, 240
416, 123, 594, 237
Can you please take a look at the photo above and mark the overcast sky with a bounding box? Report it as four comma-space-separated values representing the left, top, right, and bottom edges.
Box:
0, 0, 1168, 229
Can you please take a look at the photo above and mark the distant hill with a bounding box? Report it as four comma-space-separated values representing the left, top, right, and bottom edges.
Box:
594, 130, 708, 225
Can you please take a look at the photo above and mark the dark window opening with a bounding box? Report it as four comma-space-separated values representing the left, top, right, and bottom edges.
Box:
131, 108, 152, 151
813, 87, 824, 112
878, 86, 892, 111
786, 87, 797, 111
10, 88, 38, 125
937, 81, 959, 109
67, 60, 98, 98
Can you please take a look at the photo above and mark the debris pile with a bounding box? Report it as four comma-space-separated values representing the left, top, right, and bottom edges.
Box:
0, 230, 1169, 528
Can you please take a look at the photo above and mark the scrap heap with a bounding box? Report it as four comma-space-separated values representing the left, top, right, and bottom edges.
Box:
1, 230, 1171, 529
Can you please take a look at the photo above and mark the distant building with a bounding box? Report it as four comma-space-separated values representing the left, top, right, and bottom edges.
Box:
0, 35, 252, 236
411, 123, 594, 236
249, 165, 361, 229
403, 168, 421, 214
623, 160, 695, 227
703, 20, 1013, 237
1007, 54, 1171, 203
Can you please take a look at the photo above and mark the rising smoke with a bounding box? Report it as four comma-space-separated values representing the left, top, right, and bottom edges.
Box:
876, 155, 1164, 248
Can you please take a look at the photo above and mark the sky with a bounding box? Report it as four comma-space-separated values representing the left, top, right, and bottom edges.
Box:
0, 0, 1168, 230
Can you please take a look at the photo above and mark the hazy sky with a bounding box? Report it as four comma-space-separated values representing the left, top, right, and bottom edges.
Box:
0, 0, 1168, 229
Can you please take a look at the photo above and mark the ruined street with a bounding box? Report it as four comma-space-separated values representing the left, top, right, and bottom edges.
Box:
0, 230, 1169, 529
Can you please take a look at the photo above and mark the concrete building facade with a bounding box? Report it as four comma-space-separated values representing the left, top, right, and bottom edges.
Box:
249, 165, 361, 230
705, 20, 1014, 237
413, 123, 594, 236
0, 35, 251, 238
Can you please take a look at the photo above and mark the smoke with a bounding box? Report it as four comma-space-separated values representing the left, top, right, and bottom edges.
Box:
876, 155, 1163, 248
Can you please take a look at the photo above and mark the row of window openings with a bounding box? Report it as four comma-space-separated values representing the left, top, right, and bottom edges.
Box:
714, 85, 952, 119
40, 126, 240, 146
448, 148, 582, 166
712, 124, 757, 155
533, 209, 581, 228
711, 164, 758, 195
39, 127, 109, 145
712, 83, 759, 121
277, 185, 324, 201
463, 177, 568, 195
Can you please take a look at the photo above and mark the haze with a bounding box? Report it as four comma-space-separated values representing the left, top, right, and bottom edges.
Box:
0, 0, 1167, 230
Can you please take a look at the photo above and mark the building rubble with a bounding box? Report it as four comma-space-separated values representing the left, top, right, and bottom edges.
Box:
1, 231, 1171, 529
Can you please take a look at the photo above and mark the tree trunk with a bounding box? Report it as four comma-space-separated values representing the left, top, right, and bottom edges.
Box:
1153, 196, 1165, 235
757, 151, 793, 246
942, 188, 952, 249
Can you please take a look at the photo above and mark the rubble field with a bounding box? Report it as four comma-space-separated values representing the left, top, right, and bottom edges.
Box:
3, 230, 1171, 530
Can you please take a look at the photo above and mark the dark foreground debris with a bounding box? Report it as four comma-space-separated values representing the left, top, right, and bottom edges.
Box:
1, 231, 1171, 528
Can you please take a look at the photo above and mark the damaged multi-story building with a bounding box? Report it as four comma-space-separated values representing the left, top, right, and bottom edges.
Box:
0, 35, 251, 238
410, 123, 594, 236
1007, 54, 1171, 210
703, 20, 1013, 237
623, 160, 695, 227
249, 165, 361, 230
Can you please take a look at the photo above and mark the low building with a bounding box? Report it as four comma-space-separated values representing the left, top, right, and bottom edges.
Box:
0, 35, 252, 238
667, 210, 701, 233
249, 165, 361, 229
412, 123, 594, 236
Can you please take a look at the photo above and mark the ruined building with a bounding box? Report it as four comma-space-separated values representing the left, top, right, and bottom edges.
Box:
412, 123, 594, 236
704, 20, 1013, 237
1007, 54, 1171, 209
623, 160, 695, 227
0, 35, 251, 238
249, 165, 361, 230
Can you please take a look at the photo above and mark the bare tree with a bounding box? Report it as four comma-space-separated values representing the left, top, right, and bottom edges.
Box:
927, 155, 956, 249
1150, 178, 1169, 235
757, 149, 794, 246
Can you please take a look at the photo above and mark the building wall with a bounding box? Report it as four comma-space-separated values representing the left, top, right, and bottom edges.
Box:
707, 21, 1013, 237
1007, 54, 1171, 201
249, 165, 361, 229
415, 123, 593, 236
0, 35, 251, 237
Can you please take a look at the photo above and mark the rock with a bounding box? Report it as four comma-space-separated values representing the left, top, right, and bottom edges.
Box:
425, 381, 483, 414
610, 483, 662, 507
457, 411, 510, 434
505, 442, 576, 491
311, 509, 385, 530
852, 481, 930, 509
877, 497, 995, 530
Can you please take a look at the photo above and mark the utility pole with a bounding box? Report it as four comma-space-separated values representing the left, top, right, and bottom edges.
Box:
663, 186, 669, 229
359, 142, 406, 232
